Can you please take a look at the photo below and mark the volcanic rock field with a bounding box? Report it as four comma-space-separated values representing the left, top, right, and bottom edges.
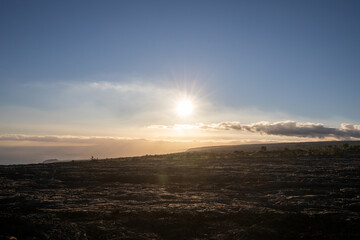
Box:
0, 153, 359, 239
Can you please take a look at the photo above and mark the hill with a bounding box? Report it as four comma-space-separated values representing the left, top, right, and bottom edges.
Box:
187, 140, 360, 152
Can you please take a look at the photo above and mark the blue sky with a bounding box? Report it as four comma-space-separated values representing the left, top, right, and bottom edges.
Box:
1, 1, 360, 163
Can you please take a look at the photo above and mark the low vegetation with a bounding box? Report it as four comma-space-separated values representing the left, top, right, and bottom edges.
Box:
0, 143, 359, 239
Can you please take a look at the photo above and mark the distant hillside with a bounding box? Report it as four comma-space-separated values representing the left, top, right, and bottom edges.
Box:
187, 140, 360, 153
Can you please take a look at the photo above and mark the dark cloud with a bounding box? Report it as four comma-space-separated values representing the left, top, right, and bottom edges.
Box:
200, 121, 360, 139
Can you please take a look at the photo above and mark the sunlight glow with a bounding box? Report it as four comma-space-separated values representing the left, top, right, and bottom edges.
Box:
176, 100, 194, 117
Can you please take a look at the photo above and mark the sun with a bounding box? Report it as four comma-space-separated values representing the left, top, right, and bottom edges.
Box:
176, 99, 194, 117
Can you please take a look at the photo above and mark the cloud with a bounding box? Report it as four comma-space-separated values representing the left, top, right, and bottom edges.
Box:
0, 134, 131, 143
0, 135, 65, 142
89, 81, 173, 94
150, 121, 360, 139
0, 80, 183, 133
200, 121, 360, 139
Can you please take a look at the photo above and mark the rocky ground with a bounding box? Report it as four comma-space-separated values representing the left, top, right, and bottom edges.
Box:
0, 154, 359, 239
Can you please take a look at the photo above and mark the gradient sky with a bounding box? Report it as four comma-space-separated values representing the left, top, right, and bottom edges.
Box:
1, 0, 360, 163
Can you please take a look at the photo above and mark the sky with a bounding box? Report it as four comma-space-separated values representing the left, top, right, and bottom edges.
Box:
1, 0, 360, 164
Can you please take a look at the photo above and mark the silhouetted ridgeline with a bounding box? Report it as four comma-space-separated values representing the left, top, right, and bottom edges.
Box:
42, 159, 59, 164
81, 142, 360, 163
187, 140, 360, 155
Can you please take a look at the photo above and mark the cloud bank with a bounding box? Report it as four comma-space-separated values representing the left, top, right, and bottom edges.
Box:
150, 121, 360, 139
200, 121, 360, 139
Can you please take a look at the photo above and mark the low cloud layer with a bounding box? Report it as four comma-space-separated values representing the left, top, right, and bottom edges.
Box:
200, 121, 360, 139
149, 121, 360, 139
